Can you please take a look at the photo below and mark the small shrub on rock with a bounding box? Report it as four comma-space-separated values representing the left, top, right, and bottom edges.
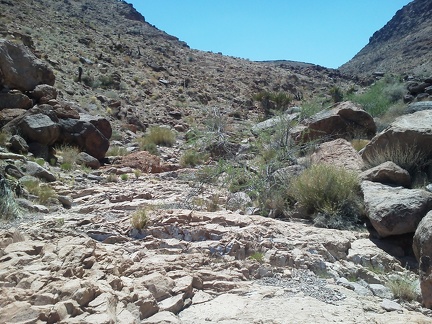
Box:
130, 208, 148, 230
386, 275, 418, 302
180, 149, 208, 167
288, 163, 363, 229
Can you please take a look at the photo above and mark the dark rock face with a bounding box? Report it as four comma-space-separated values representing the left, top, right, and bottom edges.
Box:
59, 116, 111, 160
0, 92, 33, 110
0, 39, 55, 91
340, 0, 432, 76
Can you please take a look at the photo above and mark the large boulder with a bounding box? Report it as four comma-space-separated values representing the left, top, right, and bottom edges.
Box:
362, 181, 432, 237
310, 138, 364, 172
58, 116, 111, 160
29, 84, 58, 104
17, 113, 60, 145
361, 110, 432, 163
0, 39, 55, 91
0, 91, 33, 110
291, 101, 376, 143
413, 211, 432, 308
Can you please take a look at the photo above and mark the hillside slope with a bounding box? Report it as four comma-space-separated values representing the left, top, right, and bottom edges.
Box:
0, 0, 354, 131
340, 0, 432, 77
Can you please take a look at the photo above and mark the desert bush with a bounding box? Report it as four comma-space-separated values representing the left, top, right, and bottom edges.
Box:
346, 77, 405, 117
0, 130, 9, 146
107, 146, 128, 156
130, 208, 148, 230
288, 164, 363, 229
253, 91, 293, 116
363, 142, 427, 175
329, 86, 343, 103
0, 177, 21, 219
137, 126, 176, 148
350, 139, 369, 152
180, 149, 208, 167
56, 145, 79, 170
386, 275, 418, 302
300, 100, 324, 119
20, 177, 56, 204
120, 174, 128, 181
249, 251, 265, 263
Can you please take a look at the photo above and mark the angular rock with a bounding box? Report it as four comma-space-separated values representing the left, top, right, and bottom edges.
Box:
407, 101, 432, 114
369, 284, 393, 299
0, 39, 55, 91
226, 192, 252, 211
137, 272, 175, 301
18, 160, 56, 182
0, 108, 27, 127
17, 113, 60, 145
76, 151, 101, 169
360, 161, 411, 187
9, 134, 29, 154
0, 91, 33, 109
30, 84, 58, 103
311, 138, 364, 172
142, 311, 181, 324
59, 117, 110, 160
291, 101, 376, 143
413, 211, 432, 308
362, 181, 432, 237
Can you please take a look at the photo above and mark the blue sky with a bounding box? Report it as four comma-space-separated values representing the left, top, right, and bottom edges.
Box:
129, 0, 412, 68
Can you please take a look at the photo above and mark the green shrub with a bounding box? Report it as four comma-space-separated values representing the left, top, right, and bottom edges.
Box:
130, 208, 148, 230
386, 276, 418, 302
288, 164, 363, 229
180, 149, 208, 167
0, 131, 9, 146
249, 251, 265, 263
107, 146, 129, 156
138, 126, 176, 148
300, 100, 324, 119
346, 77, 404, 117
20, 178, 56, 204
120, 174, 128, 181
56, 145, 79, 170
329, 86, 343, 103
253, 91, 293, 116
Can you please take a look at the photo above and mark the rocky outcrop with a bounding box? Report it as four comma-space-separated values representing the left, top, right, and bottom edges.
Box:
362, 181, 432, 237
291, 101, 376, 143
0, 39, 55, 91
413, 211, 432, 308
340, 0, 432, 76
361, 110, 432, 167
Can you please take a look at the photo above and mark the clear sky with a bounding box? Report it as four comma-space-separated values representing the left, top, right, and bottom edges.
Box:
129, 0, 412, 69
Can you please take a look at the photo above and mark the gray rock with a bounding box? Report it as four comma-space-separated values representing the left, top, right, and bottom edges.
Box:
76, 152, 101, 169
380, 299, 403, 312
0, 39, 55, 91
360, 161, 411, 187
9, 135, 29, 154
362, 181, 432, 237
369, 284, 394, 299
18, 113, 60, 145
30, 84, 58, 103
19, 160, 56, 182
413, 211, 432, 308
0, 92, 33, 110
226, 192, 252, 211
406, 101, 432, 114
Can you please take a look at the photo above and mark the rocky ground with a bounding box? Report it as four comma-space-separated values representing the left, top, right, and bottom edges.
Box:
1, 166, 432, 323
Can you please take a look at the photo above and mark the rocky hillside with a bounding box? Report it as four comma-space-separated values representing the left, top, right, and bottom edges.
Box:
340, 0, 432, 77
2, 0, 432, 323
0, 0, 354, 132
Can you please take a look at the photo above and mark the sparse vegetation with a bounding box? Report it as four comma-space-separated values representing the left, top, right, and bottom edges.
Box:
288, 164, 363, 229
180, 149, 208, 167
120, 174, 128, 181
20, 178, 56, 204
346, 76, 405, 117
56, 145, 80, 171
107, 146, 129, 156
249, 251, 265, 263
130, 208, 149, 230
386, 275, 418, 302
137, 126, 176, 148
253, 91, 293, 116
363, 142, 428, 176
